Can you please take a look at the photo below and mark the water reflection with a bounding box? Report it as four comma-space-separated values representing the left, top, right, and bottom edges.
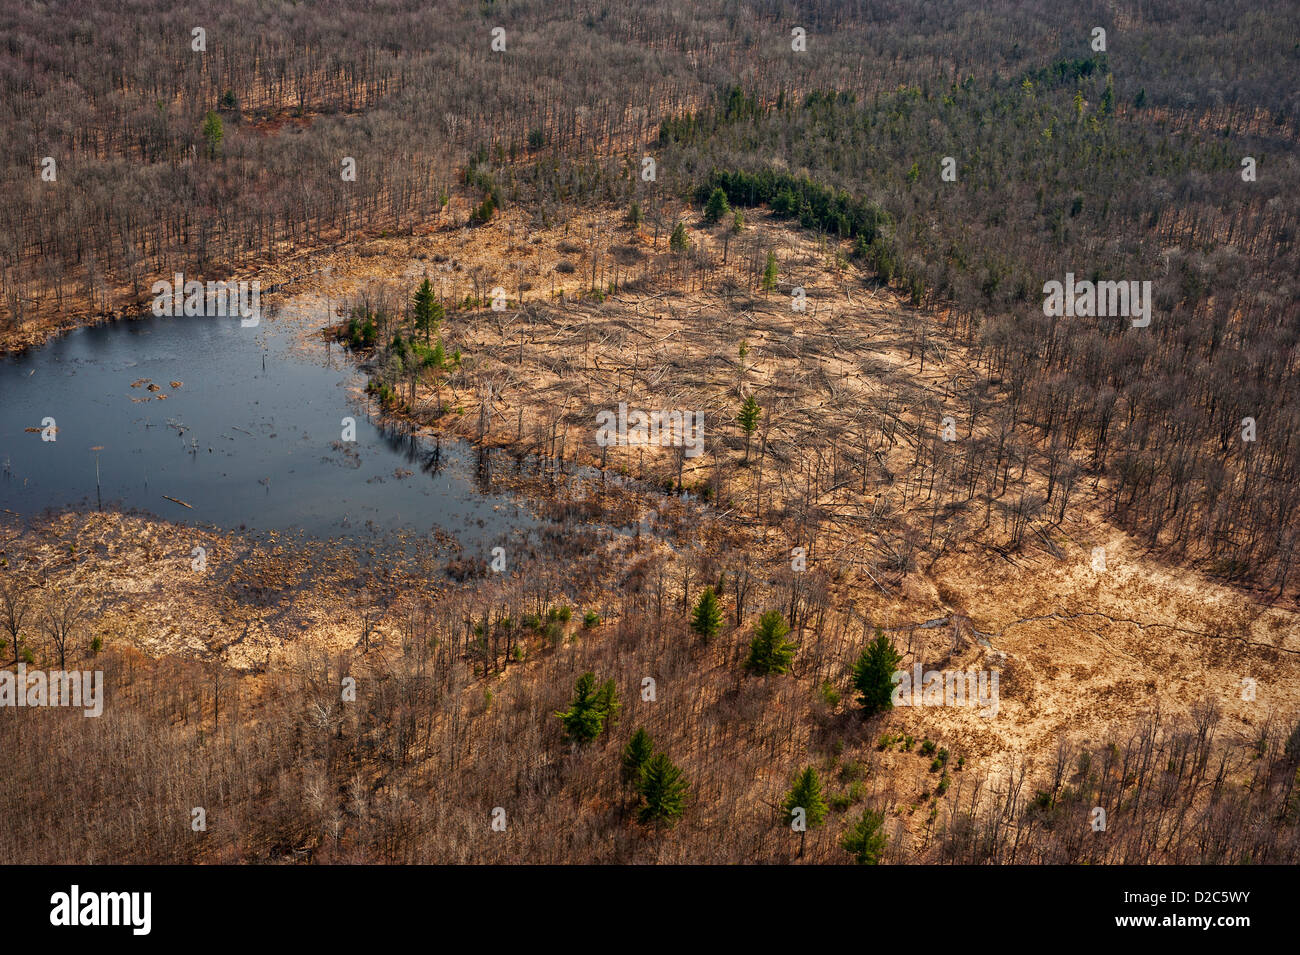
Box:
0, 312, 536, 553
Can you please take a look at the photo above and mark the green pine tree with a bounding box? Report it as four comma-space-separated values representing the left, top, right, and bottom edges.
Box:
841, 807, 888, 864
473, 193, 496, 224
627, 201, 643, 229
638, 752, 689, 826
761, 250, 778, 291
621, 727, 655, 787
690, 586, 723, 643
851, 629, 902, 716
704, 186, 731, 224
744, 610, 796, 675
1099, 75, 1115, 116
556, 672, 619, 744
782, 766, 829, 830
429, 339, 446, 368
737, 394, 760, 461
202, 110, 223, 160
595, 677, 621, 732
412, 277, 442, 344
783, 766, 829, 857
670, 221, 690, 254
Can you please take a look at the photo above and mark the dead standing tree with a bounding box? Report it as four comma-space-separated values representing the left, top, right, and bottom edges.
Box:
0, 574, 34, 664
41, 583, 90, 670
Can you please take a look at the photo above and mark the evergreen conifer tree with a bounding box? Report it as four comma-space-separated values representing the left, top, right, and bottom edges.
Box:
556, 672, 619, 744
670, 221, 690, 253
761, 250, 778, 291
782, 766, 829, 856
621, 728, 655, 787
412, 277, 442, 344
737, 395, 760, 461
841, 808, 888, 864
638, 752, 688, 826
704, 186, 731, 224
745, 610, 796, 675
690, 586, 723, 643
782, 766, 829, 829
851, 629, 902, 716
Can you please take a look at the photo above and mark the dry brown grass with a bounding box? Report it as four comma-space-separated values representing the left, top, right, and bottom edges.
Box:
3, 200, 1298, 862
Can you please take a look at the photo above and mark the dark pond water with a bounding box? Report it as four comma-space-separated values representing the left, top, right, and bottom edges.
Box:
0, 310, 537, 552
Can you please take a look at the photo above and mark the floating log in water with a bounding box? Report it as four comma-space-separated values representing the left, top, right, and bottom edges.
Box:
162, 495, 193, 509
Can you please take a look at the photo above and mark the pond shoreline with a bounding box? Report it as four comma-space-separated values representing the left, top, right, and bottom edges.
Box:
0, 306, 541, 553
